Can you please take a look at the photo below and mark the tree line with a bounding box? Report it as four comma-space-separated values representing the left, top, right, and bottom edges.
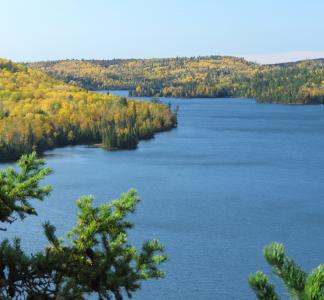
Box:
27, 57, 324, 104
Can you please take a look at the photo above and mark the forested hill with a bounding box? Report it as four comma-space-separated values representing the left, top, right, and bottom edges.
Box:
0, 58, 176, 161
26, 56, 324, 104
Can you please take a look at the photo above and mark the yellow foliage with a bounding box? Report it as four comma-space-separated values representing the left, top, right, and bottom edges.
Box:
0, 59, 176, 161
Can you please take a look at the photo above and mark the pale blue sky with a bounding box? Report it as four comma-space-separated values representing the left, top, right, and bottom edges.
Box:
1, 0, 324, 63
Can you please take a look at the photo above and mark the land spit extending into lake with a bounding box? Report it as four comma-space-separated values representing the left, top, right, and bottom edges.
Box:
0, 58, 177, 162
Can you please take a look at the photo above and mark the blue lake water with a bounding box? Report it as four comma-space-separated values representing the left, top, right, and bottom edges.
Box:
1, 92, 324, 299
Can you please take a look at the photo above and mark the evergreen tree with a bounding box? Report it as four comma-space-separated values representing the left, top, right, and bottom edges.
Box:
249, 242, 324, 299
0, 153, 166, 299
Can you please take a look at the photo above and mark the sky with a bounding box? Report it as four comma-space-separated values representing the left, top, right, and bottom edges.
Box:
1, 0, 324, 64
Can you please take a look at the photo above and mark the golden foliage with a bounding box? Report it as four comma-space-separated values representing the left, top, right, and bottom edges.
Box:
0, 59, 176, 161
27, 57, 324, 104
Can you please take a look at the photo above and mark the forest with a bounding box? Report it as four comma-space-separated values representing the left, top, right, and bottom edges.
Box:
27, 56, 324, 104
0, 58, 177, 161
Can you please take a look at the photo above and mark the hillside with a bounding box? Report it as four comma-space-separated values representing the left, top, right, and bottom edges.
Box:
26, 56, 324, 104
0, 58, 176, 161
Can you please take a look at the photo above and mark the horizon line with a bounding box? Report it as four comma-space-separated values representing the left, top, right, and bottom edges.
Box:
6, 50, 324, 65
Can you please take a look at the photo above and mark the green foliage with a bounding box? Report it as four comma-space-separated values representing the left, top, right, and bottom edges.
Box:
0, 58, 177, 161
0, 154, 166, 299
304, 265, 324, 299
0, 152, 52, 227
27, 57, 324, 104
249, 242, 324, 300
249, 271, 279, 300
102, 123, 139, 150
101, 107, 139, 150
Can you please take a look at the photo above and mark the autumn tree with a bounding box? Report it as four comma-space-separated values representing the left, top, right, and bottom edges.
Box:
26, 56, 324, 104
0, 58, 176, 161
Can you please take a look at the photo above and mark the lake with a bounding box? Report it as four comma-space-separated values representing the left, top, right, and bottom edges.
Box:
2, 91, 324, 299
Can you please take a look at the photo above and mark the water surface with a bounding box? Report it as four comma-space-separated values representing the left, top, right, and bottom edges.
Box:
2, 93, 324, 299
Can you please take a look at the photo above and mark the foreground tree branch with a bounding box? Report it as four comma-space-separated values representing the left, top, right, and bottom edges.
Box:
0, 153, 166, 299
249, 242, 324, 299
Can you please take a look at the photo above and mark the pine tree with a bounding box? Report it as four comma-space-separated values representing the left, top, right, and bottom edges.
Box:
249, 242, 324, 299
0, 153, 166, 299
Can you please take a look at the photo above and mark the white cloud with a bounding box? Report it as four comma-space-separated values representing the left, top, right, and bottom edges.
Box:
244, 51, 324, 64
